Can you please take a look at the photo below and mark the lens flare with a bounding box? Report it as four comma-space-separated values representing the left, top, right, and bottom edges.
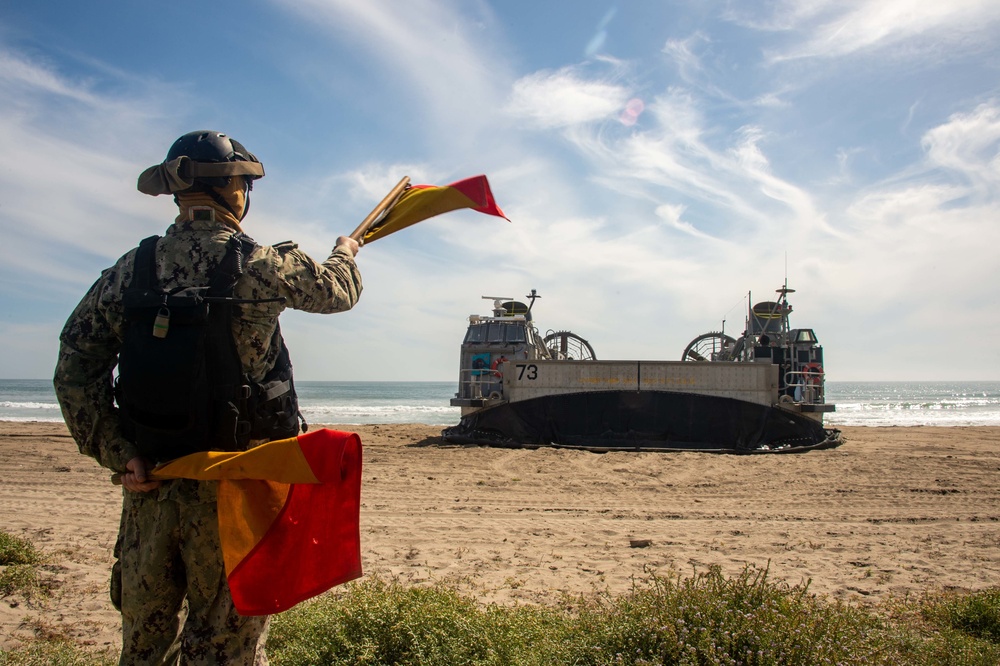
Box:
619, 97, 645, 126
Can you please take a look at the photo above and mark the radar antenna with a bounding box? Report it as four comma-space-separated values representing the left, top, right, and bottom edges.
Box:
482, 295, 513, 317
525, 289, 541, 317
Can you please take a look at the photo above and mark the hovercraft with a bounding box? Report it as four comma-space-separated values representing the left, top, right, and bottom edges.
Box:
442, 286, 841, 453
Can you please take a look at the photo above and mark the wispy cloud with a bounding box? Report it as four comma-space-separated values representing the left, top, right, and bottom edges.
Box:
740, 0, 1000, 61
662, 32, 708, 84
0, 46, 180, 287
277, 0, 510, 137
505, 67, 630, 129
0, 50, 102, 105
921, 102, 1000, 195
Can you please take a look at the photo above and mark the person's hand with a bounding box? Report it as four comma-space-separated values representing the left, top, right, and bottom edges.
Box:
122, 456, 162, 493
336, 236, 360, 257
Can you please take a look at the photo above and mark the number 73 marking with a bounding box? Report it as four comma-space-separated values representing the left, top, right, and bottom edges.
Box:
515, 363, 538, 380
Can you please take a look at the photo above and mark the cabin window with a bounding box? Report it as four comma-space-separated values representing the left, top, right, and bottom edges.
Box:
464, 324, 486, 344
488, 322, 505, 342
505, 325, 526, 342
464, 322, 527, 344
795, 329, 817, 344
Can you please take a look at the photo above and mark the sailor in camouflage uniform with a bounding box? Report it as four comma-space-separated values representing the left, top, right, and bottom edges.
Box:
54, 131, 362, 665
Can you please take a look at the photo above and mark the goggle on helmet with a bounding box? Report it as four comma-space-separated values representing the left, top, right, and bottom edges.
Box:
138, 130, 265, 197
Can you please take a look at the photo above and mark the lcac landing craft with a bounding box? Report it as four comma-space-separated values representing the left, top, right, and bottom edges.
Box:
442, 287, 842, 453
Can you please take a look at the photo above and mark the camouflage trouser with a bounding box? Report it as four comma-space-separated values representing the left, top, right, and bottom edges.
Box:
112, 480, 270, 665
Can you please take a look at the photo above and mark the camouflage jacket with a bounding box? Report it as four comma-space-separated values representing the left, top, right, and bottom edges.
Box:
54, 218, 362, 472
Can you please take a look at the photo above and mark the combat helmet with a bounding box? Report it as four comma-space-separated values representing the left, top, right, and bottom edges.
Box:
164, 131, 264, 190
137, 130, 265, 218
138, 130, 265, 220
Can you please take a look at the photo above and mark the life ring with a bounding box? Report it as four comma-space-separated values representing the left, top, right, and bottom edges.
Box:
803, 363, 824, 385
490, 356, 507, 378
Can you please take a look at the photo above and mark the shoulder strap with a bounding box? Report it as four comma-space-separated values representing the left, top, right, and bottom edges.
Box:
209, 233, 259, 296
131, 236, 160, 290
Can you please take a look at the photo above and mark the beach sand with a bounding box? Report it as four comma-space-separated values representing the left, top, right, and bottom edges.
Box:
2, 421, 1000, 652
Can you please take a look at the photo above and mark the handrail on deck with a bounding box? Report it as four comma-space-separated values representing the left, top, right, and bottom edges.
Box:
455, 367, 504, 400
784, 369, 825, 404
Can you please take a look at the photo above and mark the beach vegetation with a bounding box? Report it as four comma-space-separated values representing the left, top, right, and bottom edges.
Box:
0, 565, 40, 599
0, 531, 42, 567
3, 527, 1000, 665
922, 587, 1000, 644
0, 533, 118, 666
0, 639, 116, 666
0, 531, 44, 598
267, 565, 1000, 665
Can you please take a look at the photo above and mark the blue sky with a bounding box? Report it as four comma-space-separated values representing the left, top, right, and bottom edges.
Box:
1, 0, 999, 382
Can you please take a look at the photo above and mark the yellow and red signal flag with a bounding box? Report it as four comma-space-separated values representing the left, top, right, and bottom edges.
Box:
361, 175, 509, 244
149, 429, 363, 615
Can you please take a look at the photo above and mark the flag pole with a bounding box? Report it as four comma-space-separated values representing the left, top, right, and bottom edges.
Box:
349, 176, 411, 244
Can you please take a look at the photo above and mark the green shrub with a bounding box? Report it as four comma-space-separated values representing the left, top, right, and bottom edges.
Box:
925, 588, 1000, 644
0, 565, 41, 597
0, 532, 41, 566
556, 564, 885, 665
269, 566, 898, 665
0, 531, 45, 599
268, 576, 569, 665
889, 588, 1000, 665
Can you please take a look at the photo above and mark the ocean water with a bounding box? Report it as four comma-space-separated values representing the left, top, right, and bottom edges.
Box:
3, 379, 999, 428
0, 379, 460, 427
824, 381, 1000, 427
296, 381, 458, 426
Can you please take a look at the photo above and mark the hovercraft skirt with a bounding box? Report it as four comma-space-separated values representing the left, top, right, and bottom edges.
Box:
442, 390, 841, 453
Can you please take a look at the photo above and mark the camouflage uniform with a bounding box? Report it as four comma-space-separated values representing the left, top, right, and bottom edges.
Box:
55, 212, 362, 665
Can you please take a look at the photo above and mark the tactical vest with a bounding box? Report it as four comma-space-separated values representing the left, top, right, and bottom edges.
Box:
114, 233, 305, 463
